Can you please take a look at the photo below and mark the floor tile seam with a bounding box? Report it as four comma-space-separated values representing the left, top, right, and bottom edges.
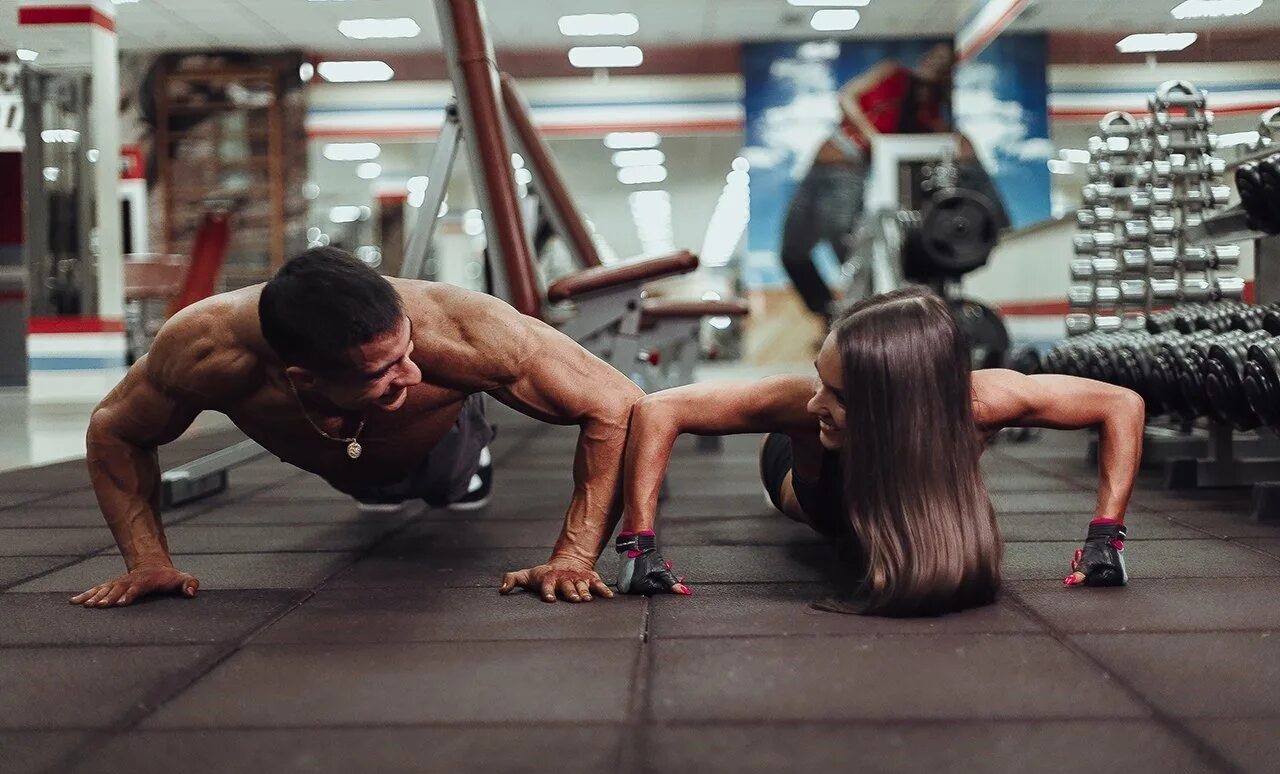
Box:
1000, 593, 1245, 774
0, 556, 92, 593
616, 596, 652, 774
196, 636, 649, 649
50, 583, 326, 773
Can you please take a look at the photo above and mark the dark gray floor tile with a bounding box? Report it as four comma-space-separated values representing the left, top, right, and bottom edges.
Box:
0, 646, 216, 729
10, 552, 356, 592
0, 507, 115, 528
66, 727, 622, 774
253, 587, 646, 644
152, 522, 402, 554
420, 492, 575, 521
1001, 539, 1280, 581
0, 731, 89, 774
661, 515, 824, 546
181, 501, 421, 526
0, 590, 305, 646
238, 477, 355, 502
646, 721, 1210, 774
0, 491, 52, 509
662, 477, 770, 498
0, 556, 78, 588
327, 547, 556, 589
996, 512, 1202, 542
665, 544, 853, 584
649, 634, 1146, 721
658, 494, 777, 520
984, 474, 1081, 492
1007, 577, 1280, 632
1190, 720, 1280, 774
649, 584, 1039, 638
1129, 490, 1254, 513
1237, 538, 1280, 559
1166, 512, 1280, 539
1072, 632, 1280, 717
373, 519, 562, 551
992, 491, 1101, 513
0, 527, 113, 556
143, 640, 638, 727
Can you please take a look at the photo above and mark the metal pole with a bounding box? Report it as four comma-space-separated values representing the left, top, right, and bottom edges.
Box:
434, 0, 540, 317
401, 105, 462, 281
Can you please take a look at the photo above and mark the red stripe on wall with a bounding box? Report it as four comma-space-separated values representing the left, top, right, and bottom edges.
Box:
18, 5, 116, 32
27, 316, 126, 334
0, 290, 26, 303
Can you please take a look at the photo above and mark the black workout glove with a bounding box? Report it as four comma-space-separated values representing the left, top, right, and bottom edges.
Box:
616, 531, 691, 595
1064, 519, 1128, 588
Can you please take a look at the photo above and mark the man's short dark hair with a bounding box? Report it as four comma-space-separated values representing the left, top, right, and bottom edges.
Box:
259, 247, 404, 376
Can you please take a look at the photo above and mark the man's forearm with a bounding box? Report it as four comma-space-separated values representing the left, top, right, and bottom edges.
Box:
86, 427, 174, 570
550, 417, 628, 565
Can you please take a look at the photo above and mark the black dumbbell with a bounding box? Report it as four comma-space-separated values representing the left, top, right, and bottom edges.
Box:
1150, 330, 1216, 420
1244, 339, 1280, 430
1202, 329, 1273, 430
1008, 346, 1042, 375
1179, 330, 1254, 420
1113, 331, 1185, 414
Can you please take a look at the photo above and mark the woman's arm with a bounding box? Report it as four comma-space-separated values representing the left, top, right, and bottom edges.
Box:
973, 370, 1144, 521
624, 375, 815, 533
973, 370, 1143, 587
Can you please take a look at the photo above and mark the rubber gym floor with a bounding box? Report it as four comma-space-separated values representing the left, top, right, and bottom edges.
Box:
3, 403, 1280, 774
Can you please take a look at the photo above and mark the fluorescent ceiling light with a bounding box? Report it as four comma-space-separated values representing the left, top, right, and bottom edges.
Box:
323, 142, 381, 161
112, 0, 141, 5
339, 18, 421, 40
1116, 32, 1197, 53
811, 9, 860, 31
604, 131, 661, 149
357, 162, 382, 179
16, 49, 37, 62
569, 46, 643, 68
318, 61, 394, 83
612, 149, 666, 167
407, 175, 430, 192
788, 0, 869, 5
732, 157, 750, 172
1058, 148, 1090, 163
1171, 0, 1262, 19
330, 206, 363, 223
618, 165, 668, 185
559, 13, 639, 36
41, 129, 80, 144
515, 167, 533, 186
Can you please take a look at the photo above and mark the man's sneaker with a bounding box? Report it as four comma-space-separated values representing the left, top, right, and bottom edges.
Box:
356, 501, 408, 514
447, 446, 493, 511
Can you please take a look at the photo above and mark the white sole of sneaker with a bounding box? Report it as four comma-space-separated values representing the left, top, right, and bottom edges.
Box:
446, 494, 491, 512
356, 502, 408, 513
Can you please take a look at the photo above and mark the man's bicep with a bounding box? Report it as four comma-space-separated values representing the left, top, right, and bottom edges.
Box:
92, 360, 203, 448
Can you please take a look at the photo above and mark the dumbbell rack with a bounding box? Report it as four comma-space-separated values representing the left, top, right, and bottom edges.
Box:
1069, 111, 1151, 336
1072, 84, 1254, 475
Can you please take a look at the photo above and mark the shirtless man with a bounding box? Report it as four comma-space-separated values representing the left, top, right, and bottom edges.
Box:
71, 247, 641, 608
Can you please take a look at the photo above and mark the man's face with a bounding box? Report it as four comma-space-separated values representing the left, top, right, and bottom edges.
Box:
294, 316, 423, 412
917, 44, 953, 84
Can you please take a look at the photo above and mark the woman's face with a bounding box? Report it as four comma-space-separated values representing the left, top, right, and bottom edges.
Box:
807, 332, 847, 450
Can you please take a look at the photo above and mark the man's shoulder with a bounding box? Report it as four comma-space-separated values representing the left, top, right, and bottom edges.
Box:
398, 280, 539, 384
146, 293, 263, 404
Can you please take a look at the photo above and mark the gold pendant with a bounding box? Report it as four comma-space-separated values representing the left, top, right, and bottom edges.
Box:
346, 440, 362, 460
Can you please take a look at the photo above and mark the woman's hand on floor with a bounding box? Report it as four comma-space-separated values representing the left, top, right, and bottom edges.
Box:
616, 531, 692, 595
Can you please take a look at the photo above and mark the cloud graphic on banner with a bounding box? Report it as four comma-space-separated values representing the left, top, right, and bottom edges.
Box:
757, 58, 841, 178
954, 61, 1052, 173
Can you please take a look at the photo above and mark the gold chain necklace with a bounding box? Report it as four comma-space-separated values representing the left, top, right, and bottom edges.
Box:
285, 376, 367, 460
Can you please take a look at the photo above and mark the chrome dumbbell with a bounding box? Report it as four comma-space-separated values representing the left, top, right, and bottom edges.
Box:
1121, 248, 1149, 273
1154, 109, 1215, 130
1129, 190, 1153, 212
1151, 186, 1175, 206
1124, 220, 1152, 242
1119, 279, 1148, 302
1151, 277, 1245, 302
1150, 80, 1207, 110
1147, 246, 1178, 272
1069, 285, 1118, 308
1082, 183, 1115, 205
1150, 215, 1177, 236
1065, 313, 1096, 336
1074, 231, 1119, 254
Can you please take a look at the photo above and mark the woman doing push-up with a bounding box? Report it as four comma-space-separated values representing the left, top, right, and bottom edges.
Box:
616, 287, 1144, 617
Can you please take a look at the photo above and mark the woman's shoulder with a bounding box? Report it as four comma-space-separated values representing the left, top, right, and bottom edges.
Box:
970, 369, 1033, 430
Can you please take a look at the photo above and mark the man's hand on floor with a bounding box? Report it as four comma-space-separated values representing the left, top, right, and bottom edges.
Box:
70, 564, 200, 608
500, 555, 615, 603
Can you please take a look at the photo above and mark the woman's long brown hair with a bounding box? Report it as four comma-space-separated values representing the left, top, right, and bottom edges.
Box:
833, 288, 1001, 616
